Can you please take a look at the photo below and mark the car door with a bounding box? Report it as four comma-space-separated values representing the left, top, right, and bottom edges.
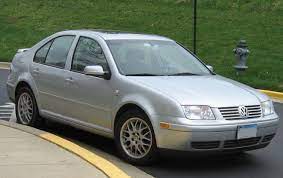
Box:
63, 36, 115, 131
31, 35, 76, 116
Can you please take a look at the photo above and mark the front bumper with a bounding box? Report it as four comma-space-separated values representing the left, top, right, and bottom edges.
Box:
154, 115, 279, 151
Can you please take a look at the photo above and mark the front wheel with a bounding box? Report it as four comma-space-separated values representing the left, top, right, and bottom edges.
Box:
115, 110, 158, 165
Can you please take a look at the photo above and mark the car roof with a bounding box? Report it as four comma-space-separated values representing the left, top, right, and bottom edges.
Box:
59, 29, 174, 41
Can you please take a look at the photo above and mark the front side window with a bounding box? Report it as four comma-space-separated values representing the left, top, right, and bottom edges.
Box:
45, 36, 75, 68
106, 40, 212, 76
34, 41, 52, 63
72, 37, 108, 72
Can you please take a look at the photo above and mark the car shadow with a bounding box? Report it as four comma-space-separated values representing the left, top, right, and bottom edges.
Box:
138, 148, 265, 178
42, 120, 118, 156
146, 151, 257, 170
42, 120, 260, 174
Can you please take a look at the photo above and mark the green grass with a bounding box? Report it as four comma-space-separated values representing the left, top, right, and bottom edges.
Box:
0, 0, 282, 91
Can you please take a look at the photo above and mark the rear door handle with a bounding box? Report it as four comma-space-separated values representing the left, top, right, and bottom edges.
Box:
32, 68, 40, 75
65, 77, 74, 84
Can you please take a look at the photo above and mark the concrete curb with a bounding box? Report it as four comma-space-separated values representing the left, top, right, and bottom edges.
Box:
0, 120, 130, 178
0, 62, 10, 69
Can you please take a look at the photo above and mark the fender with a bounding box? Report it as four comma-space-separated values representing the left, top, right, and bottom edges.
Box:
112, 94, 158, 130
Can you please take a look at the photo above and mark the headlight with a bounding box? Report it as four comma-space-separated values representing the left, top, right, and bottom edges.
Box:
182, 105, 215, 120
261, 100, 274, 116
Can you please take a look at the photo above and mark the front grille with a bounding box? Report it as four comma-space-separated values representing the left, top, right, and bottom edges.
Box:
219, 105, 262, 120
224, 137, 261, 148
191, 141, 220, 149
262, 134, 275, 143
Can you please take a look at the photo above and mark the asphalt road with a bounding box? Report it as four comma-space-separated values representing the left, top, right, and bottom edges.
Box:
0, 68, 282, 178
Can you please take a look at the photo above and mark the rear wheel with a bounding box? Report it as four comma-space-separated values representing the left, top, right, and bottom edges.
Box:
115, 109, 158, 165
15, 87, 43, 127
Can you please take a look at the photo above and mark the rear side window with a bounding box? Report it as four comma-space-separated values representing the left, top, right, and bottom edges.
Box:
34, 41, 52, 63
45, 36, 75, 68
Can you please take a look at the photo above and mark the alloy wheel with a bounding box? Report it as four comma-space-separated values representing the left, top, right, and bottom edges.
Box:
120, 117, 153, 159
17, 92, 33, 125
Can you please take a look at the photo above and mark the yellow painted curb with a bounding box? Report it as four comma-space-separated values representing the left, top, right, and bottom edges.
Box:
260, 90, 283, 101
0, 120, 130, 178
40, 133, 130, 178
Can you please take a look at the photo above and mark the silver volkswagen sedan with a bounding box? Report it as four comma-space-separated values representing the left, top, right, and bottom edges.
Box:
7, 30, 279, 165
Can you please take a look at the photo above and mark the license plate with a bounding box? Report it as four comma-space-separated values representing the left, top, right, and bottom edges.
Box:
237, 124, 257, 139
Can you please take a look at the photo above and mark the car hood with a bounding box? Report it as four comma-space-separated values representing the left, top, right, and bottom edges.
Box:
128, 75, 268, 107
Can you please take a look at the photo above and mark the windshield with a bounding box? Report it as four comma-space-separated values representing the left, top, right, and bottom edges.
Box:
106, 40, 212, 76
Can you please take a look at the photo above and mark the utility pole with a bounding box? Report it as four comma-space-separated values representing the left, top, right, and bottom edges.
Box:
193, 0, 197, 55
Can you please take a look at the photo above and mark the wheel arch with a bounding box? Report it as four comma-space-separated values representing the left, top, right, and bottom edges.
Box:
114, 103, 148, 128
15, 81, 33, 97
113, 100, 159, 130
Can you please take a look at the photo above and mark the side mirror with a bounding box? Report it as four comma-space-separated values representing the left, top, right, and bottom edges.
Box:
84, 65, 110, 79
206, 65, 214, 72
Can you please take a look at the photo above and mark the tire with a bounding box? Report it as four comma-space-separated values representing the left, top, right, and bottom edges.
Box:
115, 109, 158, 165
15, 87, 43, 127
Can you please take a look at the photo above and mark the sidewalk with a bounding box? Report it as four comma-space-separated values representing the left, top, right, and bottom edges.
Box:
0, 124, 107, 178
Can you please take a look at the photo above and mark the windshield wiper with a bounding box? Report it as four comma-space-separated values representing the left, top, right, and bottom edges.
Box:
126, 73, 159, 76
167, 72, 200, 76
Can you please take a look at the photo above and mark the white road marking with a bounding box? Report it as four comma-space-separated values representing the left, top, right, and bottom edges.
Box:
10, 106, 16, 123
0, 103, 14, 108
0, 102, 15, 121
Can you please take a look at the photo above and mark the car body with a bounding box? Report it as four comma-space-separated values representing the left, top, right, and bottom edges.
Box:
7, 30, 279, 164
